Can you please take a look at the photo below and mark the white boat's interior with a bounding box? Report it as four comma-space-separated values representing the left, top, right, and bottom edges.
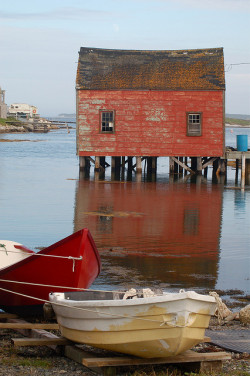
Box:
0, 241, 33, 270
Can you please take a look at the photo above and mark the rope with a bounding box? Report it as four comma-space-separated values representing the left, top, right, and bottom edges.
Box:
0, 248, 82, 261
0, 278, 119, 294
0, 249, 82, 272
0, 284, 209, 327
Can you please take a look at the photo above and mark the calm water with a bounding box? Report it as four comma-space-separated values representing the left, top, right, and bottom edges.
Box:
0, 123, 249, 306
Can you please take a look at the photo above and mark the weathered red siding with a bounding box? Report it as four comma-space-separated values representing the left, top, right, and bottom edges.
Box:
77, 89, 224, 157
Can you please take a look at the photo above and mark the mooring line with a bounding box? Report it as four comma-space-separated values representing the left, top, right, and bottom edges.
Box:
0, 249, 82, 272
0, 278, 120, 294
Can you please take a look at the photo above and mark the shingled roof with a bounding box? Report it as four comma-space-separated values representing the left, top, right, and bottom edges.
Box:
76, 47, 225, 91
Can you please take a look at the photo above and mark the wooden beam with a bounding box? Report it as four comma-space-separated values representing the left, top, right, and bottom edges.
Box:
202, 157, 218, 170
64, 345, 104, 375
82, 350, 230, 368
0, 312, 18, 319
171, 157, 194, 174
0, 322, 59, 329
12, 337, 70, 347
87, 156, 95, 165
7, 318, 61, 351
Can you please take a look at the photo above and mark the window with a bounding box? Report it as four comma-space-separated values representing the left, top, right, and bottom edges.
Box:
100, 111, 115, 133
187, 112, 202, 136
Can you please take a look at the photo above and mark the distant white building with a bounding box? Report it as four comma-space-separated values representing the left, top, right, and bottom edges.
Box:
0, 87, 7, 118
8, 103, 38, 118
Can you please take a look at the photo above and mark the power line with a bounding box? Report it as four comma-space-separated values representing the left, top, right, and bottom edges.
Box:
225, 62, 250, 72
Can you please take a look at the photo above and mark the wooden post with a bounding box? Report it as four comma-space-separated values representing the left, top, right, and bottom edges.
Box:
127, 157, 133, 171
212, 158, 219, 178
121, 157, 126, 169
79, 156, 90, 171
241, 154, 246, 190
152, 157, 157, 172
197, 157, 202, 175
115, 157, 121, 171
169, 157, 174, 174
79, 169, 90, 180
79, 156, 85, 170
95, 156, 100, 172
136, 171, 142, 182
136, 157, 142, 172
111, 157, 116, 171
235, 159, 239, 184
246, 159, 250, 185
184, 157, 188, 175
220, 159, 226, 175
174, 157, 179, 174
203, 157, 208, 178
179, 157, 183, 175
147, 157, 152, 174
100, 157, 106, 169
191, 157, 197, 172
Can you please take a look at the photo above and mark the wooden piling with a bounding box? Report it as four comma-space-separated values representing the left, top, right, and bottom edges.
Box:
95, 156, 100, 171
127, 157, 133, 171
136, 157, 142, 172
100, 157, 106, 169
169, 157, 174, 174
197, 157, 202, 175
79, 156, 90, 171
241, 154, 246, 190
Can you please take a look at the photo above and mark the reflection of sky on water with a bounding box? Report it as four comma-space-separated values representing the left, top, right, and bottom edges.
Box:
0, 125, 249, 297
218, 190, 250, 293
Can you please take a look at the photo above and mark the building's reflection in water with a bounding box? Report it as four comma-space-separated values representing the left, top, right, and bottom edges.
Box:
74, 175, 223, 291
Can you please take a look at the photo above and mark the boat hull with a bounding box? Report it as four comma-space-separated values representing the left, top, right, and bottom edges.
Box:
0, 229, 101, 316
50, 290, 216, 358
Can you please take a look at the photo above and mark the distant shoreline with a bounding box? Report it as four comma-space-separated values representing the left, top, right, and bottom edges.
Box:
225, 124, 250, 128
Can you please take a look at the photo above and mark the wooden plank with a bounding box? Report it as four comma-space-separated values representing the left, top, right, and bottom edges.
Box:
64, 345, 103, 374
202, 157, 218, 169
82, 351, 230, 368
0, 322, 59, 329
12, 337, 70, 347
203, 336, 211, 342
226, 151, 250, 159
7, 318, 62, 351
171, 156, 194, 174
0, 312, 18, 319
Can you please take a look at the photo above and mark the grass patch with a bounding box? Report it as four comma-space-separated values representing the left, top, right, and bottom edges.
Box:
226, 117, 250, 126
1, 356, 52, 368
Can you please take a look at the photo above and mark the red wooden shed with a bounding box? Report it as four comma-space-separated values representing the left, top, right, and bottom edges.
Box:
76, 47, 225, 174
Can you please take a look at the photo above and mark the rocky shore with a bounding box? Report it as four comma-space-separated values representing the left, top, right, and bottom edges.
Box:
0, 118, 61, 134
0, 327, 249, 376
0, 312, 249, 376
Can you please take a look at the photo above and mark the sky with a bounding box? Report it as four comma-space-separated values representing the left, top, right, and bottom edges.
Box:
1, 0, 250, 117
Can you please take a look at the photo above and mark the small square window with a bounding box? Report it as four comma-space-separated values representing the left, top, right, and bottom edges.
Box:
100, 111, 115, 133
187, 112, 202, 136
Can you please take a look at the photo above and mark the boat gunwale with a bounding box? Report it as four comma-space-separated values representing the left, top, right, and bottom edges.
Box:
0, 229, 101, 277
50, 290, 217, 309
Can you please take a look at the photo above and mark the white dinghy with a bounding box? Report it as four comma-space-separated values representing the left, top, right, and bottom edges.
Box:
49, 289, 216, 358
0, 241, 33, 269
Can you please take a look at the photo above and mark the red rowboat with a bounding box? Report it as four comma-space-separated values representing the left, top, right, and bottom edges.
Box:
0, 229, 101, 316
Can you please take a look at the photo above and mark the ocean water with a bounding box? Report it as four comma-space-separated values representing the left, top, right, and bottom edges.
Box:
0, 124, 249, 305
